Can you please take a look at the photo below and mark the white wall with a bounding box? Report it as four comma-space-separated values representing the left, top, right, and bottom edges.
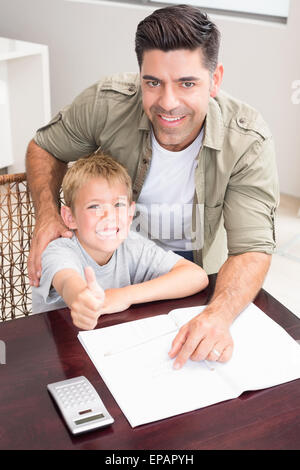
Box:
0, 0, 299, 196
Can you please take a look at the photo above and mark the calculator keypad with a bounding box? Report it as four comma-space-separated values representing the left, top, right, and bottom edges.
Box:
55, 380, 97, 410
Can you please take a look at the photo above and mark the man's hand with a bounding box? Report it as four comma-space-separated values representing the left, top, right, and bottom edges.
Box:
168, 310, 234, 369
26, 139, 70, 287
28, 213, 72, 287
168, 252, 271, 369
70, 266, 105, 330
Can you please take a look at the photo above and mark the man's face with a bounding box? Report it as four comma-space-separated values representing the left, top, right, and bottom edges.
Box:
141, 48, 222, 151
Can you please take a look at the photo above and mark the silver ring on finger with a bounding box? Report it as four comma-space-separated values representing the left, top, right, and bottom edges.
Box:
212, 348, 221, 358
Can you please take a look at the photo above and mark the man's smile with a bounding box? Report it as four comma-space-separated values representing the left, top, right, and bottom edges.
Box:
158, 114, 186, 126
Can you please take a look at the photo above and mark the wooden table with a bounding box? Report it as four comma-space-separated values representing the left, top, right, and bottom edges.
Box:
0, 275, 300, 450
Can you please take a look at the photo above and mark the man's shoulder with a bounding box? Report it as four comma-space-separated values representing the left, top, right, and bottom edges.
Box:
98, 72, 140, 94
76, 72, 141, 104
215, 90, 272, 141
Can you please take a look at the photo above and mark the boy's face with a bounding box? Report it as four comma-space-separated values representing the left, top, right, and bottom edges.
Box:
62, 177, 135, 264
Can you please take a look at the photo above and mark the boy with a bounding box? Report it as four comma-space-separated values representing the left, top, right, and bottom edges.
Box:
32, 153, 208, 330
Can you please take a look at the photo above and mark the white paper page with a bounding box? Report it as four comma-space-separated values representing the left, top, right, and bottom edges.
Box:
216, 303, 300, 391
169, 305, 206, 327
169, 303, 300, 392
79, 313, 177, 359
78, 303, 300, 427
80, 329, 237, 427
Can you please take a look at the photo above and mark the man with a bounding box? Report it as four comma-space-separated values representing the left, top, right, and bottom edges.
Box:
26, 5, 279, 369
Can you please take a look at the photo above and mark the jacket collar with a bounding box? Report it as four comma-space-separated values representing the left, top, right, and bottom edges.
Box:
203, 96, 224, 151
138, 110, 151, 131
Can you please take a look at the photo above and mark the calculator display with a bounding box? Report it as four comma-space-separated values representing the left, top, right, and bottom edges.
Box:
75, 413, 105, 425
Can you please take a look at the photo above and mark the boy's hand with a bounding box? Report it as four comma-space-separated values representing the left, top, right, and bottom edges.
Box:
70, 266, 105, 330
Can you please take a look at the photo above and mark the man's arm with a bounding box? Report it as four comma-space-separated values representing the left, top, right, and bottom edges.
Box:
169, 252, 271, 368
26, 139, 72, 286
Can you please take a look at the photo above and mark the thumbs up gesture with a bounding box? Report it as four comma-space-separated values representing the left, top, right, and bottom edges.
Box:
70, 266, 105, 330
84, 266, 105, 302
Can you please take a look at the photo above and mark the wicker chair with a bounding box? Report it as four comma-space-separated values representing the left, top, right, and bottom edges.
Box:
0, 173, 35, 321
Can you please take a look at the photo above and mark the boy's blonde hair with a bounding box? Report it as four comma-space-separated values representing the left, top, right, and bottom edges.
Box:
62, 153, 133, 211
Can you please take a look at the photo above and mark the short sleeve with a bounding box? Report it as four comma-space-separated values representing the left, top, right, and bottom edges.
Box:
32, 239, 84, 311
34, 83, 104, 162
224, 136, 279, 255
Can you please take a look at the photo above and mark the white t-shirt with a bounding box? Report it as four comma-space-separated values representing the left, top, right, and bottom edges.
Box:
135, 129, 203, 251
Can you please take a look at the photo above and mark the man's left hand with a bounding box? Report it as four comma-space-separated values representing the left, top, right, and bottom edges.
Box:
168, 310, 234, 368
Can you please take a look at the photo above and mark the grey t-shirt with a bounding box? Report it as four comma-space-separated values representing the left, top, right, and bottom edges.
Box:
32, 231, 182, 314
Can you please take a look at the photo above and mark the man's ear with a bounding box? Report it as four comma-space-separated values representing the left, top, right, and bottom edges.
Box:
210, 63, 224, 98
61, 205, 77, 229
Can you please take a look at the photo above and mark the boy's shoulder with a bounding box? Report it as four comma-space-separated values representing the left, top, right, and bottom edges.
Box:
43, 235, 79, 256
47, 235, 77, 247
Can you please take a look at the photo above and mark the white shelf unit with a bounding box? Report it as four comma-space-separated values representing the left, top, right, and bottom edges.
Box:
0, 37, 51, 173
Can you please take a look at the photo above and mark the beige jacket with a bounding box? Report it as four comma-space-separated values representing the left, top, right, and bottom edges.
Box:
35, 72, 279, 274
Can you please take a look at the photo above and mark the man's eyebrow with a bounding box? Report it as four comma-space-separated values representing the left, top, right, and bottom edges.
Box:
142, 75, 201, 82
142, 75, 160, 81
177, 76, 200, 82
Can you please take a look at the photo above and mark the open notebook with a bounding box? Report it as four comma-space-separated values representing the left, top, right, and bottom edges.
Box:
78, 303, 300, 427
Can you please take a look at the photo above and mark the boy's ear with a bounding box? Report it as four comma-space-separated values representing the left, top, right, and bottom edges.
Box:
61, 206, 77, 229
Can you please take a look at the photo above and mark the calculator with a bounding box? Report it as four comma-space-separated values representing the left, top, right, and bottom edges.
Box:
47, 376, 114, 435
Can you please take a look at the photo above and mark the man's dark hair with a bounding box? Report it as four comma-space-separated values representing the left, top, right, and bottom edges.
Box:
135, 4, 220, 73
